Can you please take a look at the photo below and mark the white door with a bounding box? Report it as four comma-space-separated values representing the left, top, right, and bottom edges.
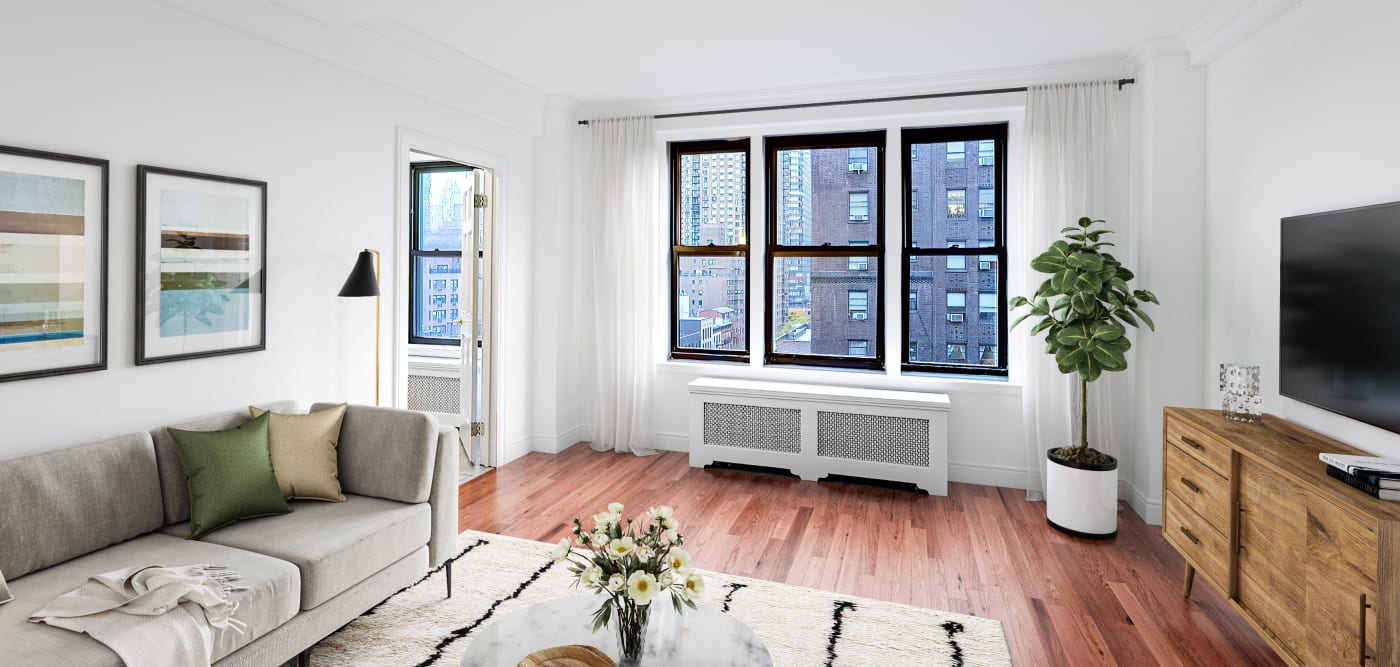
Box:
459, 168, 494, 467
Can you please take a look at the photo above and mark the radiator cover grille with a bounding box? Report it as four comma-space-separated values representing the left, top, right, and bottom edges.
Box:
703, 402, 801, 453
407, 374, 460, 414
817, 411, 929, 467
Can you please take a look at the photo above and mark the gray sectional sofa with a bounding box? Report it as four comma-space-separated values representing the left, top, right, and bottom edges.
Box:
0, 401, 459, 666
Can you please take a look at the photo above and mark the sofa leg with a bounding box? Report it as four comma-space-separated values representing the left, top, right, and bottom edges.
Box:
446, 559, 453, 599
298, 649, 311, 667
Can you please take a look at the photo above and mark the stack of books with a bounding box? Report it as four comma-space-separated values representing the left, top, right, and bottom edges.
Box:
1321, 453, 1400, 501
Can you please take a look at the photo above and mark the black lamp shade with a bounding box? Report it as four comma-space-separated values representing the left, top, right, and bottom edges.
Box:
338, 250, 380, 297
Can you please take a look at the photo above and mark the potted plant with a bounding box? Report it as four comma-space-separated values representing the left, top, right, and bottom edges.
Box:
1010, 217, 1158, 538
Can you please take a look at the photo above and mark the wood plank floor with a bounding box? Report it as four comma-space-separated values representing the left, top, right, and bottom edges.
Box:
458, 446, 1283, 666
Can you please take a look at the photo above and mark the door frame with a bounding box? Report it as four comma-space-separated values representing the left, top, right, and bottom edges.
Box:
393, 127, 507, 468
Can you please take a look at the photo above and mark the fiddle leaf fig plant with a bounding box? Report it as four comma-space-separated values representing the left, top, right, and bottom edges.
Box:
1010, 217, 1159, 465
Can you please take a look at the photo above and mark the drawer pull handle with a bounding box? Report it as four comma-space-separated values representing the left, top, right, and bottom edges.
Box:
1360, 593, 1373, 665
1181, 436, 1204, 451
1180, 477, 1201, 494
1179, 526, 1200, 545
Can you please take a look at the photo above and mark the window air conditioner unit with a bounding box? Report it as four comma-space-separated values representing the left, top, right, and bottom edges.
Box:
979, 261, 993, 271
946, 313, 964, 323
852, 312, 868, 321
850, 214, 869, 221
848, 163, 867, 172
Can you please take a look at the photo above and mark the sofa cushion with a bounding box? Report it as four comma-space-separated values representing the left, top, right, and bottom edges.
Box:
0, 533, 300, 666
0, 433, 163, 579
169, 411, 291, 539
152, 400, 298, 525
160, 495, 430, 610
250, 403, 348, 502
313, 403, 437, 504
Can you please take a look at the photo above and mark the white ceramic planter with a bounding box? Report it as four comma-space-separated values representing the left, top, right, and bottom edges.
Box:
1045, 449, 1118, 538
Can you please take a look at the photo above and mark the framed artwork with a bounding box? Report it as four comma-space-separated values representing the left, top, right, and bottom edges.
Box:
0, 144, 108, 383
137, 165, 266, 364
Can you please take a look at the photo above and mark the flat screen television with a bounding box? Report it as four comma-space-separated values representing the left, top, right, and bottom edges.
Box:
1280, 200, 1400, 434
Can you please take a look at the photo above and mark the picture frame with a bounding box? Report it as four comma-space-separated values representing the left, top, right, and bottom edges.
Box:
136, 165, 267, 365
0, 144, 108, 383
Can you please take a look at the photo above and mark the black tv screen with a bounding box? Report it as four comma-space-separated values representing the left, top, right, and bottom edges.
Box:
1280, 200, 1400, 434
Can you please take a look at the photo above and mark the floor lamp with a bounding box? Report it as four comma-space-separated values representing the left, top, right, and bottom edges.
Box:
338, 249, 381, 406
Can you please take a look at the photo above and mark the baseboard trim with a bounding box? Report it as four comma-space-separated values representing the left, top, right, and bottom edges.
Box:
1119, 479, 1162, 525
502, 435, 532, 465
947, 461, 1026, 489
526, 425, 591, 455
650, 431, 688, 452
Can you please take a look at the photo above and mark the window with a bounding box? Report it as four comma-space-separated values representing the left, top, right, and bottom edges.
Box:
946, 240, 966, 272
978, 188, 994, 219
911, 189, 919, 211
910, 145, 918, 161
849, 192, 869, 222
946, 189, 967, 218
766, 131, 884, 369
903, 124, 1008, 375
947, 141, 965, 163
909, 292, 918, 311
848, 339, 868, 356
848, 147, 868, 172
410, 161, 470, 345
670, 139, 750, 360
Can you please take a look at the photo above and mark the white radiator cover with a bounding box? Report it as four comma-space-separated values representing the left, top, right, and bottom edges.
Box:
688, 378, 950, 495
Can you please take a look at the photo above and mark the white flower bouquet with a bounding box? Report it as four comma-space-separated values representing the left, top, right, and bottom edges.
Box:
553, 502, 703, 663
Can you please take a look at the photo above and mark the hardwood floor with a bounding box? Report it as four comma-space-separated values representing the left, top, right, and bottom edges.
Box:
458, 446, 1283, 666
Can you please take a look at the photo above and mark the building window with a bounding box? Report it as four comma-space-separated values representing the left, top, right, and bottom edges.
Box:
410, 161, 470, 345
848, 192, 869, 222
909, 292, 918, 311
903, 124, 1008, 375
911, 189, 919, 211
946, 189, 966, 218
947, 141, 965, 164
946, 240, 966, 272
670, 139, 750, 360
766, 131, 885, 369
910, 145, 918, 161
848, 339, 869, 356
848, 147, 868, 172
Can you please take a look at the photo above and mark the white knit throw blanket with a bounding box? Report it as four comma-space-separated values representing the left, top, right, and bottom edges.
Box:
28, 564, 246, 667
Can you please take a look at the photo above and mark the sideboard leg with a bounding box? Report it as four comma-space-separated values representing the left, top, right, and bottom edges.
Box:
1182, 564, 1196, 599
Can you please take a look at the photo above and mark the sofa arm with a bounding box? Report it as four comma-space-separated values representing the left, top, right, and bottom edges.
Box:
313, 402, 437, 503
427, 426, 460, 567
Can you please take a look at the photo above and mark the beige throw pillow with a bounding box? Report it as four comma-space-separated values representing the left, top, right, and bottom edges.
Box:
0, 567, 12, 605
250, 403, 348, 502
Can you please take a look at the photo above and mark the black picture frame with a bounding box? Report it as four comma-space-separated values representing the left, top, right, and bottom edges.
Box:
0, 144, 109, 383
136, 165, 267, 365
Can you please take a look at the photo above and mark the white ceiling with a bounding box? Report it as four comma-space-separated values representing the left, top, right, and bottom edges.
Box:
337, 0, 1225, 104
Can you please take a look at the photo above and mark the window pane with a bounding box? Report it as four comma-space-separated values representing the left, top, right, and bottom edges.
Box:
416, 169, 470, 251
679, 151, 747, 246
978, 140, 995, 166
772, 256, 877, 357
908, 139, 997, 248
776, 145, 879, 246
946, 141, 965, 163
906, 255, 998, 366
947, 239, 966, 271
847, 339, 868, 356
412, 256, 462, 340
675, 255, 747, 351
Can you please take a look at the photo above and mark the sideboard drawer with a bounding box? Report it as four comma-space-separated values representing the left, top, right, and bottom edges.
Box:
1165, 415, 1231, 475
1163, 496, 1229, 593
1165, 442, 1231, 533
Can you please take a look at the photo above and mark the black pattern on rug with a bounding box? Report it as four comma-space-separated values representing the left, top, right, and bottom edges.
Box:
824, 600, 858, 666
719, 582, 748, 612
410, 558, 557, 667
941, 620, 966, 667
361, 538, 488, 617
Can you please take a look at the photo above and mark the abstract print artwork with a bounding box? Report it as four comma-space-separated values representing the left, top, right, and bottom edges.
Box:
0, 145, 107, 383
137, 166, 265, 364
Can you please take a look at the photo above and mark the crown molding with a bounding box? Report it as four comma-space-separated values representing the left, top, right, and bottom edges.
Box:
1181, 0, 1303, 66
1124, 38, 1189, 72
580, 58, 1130, 120
157, 0, 549, 136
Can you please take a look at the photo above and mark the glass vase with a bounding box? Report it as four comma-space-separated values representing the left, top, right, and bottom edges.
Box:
613, 600, 650, 666
1219, 363, 1262, 423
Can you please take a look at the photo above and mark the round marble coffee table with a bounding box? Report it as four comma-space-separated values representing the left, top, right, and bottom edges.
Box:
460, 595, 772, 667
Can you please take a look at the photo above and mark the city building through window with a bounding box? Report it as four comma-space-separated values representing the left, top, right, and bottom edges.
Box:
410, 161, 470, 345
670, 139, 750, 360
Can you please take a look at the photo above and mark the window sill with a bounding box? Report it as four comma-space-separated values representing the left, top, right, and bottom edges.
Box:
654, 358, 1020, 396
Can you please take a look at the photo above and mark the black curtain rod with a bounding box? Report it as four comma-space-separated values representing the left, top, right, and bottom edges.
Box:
578, 78, 1135, 125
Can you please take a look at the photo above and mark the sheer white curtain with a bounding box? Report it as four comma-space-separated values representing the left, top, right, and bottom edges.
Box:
1018, 82, 1130, 499
585, 117, 659, 455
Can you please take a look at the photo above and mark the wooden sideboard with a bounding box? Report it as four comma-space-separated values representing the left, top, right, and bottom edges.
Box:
1163, 407, 1400, 666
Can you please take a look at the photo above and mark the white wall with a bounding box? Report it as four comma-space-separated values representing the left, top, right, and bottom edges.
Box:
1204, 0, 1400, 457
0, 0, 540, 457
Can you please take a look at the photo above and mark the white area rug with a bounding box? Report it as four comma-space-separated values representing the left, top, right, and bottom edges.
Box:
312, 530, 1012, 667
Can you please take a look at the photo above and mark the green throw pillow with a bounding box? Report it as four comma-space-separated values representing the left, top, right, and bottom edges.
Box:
168, 411, 290, 539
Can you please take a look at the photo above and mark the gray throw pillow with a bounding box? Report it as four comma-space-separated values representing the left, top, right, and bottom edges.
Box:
0, 567, 12, 605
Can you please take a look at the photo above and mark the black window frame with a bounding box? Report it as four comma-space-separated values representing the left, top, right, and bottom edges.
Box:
409, 160, 470, 346
764, 130, 886, 370
669, 138, 752, 363
901, 123, 1009, 377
